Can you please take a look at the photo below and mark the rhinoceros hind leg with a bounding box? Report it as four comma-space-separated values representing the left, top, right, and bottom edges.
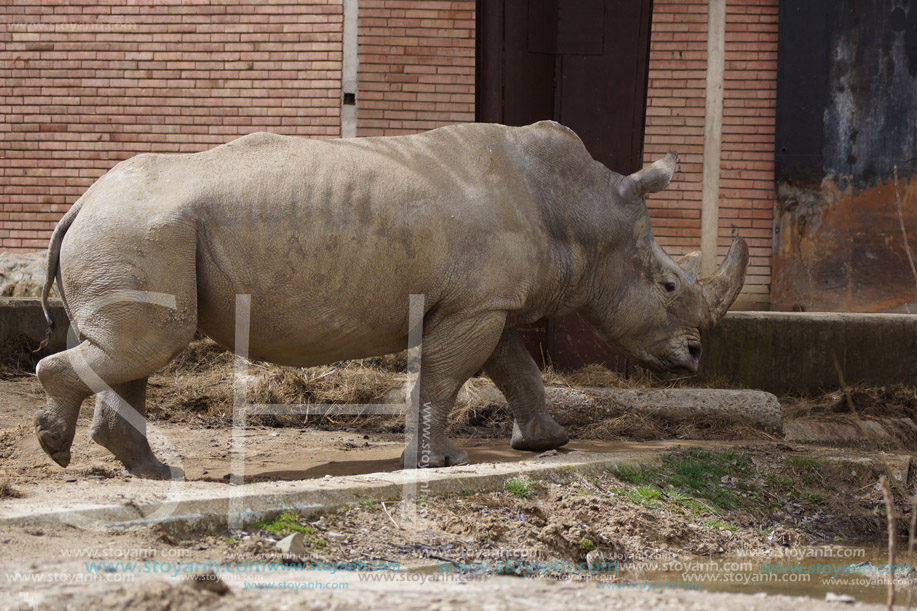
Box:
91, 378, 182, 480
35, 333, 191, 471
483, 327, 569, 452
400, 311, 507, 469
34, 343, 102, 468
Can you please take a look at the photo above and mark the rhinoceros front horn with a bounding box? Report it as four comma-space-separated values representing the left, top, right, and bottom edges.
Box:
699, 237, 749, 331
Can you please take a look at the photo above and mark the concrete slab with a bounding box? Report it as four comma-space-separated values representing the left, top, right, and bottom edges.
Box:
569, 388, 782, 434
699, 311, 917, 394
0, 297, 68, 353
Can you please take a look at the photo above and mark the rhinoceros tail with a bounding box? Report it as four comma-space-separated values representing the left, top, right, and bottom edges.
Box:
35, 199, 84, 353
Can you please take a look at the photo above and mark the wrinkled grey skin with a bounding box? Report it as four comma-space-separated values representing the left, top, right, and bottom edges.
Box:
34, 121, 747, 479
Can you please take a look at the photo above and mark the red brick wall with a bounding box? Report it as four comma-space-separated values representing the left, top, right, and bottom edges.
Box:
0, 0, 343, 252
2, 0, 777, 311
356, 0, 475, 136
720, 0, 778, 310
642, 0, 777, 310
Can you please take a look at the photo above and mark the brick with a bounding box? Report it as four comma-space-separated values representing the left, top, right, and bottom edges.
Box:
0, 0, 350, 250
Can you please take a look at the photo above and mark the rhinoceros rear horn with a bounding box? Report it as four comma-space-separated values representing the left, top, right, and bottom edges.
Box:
699, 237, 749, 331
676, 251, 703, 283
619, 152, 678, 199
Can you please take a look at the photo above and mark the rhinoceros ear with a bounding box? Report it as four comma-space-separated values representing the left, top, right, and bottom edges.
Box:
619, 152, 678, 199
675, 250, 703, 283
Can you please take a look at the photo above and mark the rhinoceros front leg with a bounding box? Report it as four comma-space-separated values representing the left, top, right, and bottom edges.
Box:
91, 378, 181, 480
483, 327, 569, 452
401, 312, 506, 468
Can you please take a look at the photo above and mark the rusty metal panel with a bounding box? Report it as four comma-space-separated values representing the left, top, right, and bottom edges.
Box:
774, 178, 917, 312
774, 0, 917, 312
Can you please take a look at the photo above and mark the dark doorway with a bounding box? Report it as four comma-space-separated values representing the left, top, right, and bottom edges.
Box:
476, 0, 654, 370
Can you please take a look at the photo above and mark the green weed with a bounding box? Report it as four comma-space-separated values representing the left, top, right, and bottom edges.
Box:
252, 511, 316, 537
610, 464, 649, 485
506, 479, 534, 499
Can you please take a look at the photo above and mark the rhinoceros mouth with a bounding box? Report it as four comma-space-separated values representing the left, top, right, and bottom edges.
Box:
632, 338, 700, 375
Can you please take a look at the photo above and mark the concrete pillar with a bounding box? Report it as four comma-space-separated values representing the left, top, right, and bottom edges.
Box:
341, 0, 359, 138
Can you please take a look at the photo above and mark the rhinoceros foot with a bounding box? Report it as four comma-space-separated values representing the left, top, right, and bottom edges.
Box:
125, 460, 184, 481
510, 417, 569, 452
400, 438, 469, 469
35, 412, 73, 467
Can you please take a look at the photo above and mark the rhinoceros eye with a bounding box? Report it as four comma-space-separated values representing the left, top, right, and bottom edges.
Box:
663, 281, 677, 293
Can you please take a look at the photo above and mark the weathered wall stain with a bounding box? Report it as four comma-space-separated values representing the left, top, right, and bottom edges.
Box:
774, 0, 917, 312
822, 0, 917, 183
773, 176, 917, 312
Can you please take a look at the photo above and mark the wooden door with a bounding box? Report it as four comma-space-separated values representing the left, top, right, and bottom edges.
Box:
476, 0, 654, 371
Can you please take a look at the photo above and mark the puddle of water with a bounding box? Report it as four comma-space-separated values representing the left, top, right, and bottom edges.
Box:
618, 546, 917, 604
406, 545, 917, 604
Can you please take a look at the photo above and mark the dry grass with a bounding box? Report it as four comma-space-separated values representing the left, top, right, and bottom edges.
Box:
148, 337, 410, 429
781, 385, 917, 420
243, 363, 405, 407
547, 391, 774, 443
0, 334, 42, 380
0, 476, 22, 499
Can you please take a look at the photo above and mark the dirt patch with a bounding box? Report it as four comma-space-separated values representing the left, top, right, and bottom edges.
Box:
2, 337, 913, 609
220, 445, 904, 578
4, 335, 917, 475
269, 474, 768, 570
0, 434, 909, 609
2, 333, 917, 491
70, 581, 228, 611
4, 445, 903, 607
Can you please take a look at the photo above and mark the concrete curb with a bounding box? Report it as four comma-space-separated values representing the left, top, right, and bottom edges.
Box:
0, 450, 665, 534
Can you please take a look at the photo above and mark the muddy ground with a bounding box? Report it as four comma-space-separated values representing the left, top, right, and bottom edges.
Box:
1, 439, 911, 610
2, 338, 917, 609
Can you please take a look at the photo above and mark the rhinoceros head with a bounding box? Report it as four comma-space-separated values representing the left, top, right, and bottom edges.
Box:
579, 152, 749, 375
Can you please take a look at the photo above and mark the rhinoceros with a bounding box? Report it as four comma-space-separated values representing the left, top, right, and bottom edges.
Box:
33, 120, 747, 479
